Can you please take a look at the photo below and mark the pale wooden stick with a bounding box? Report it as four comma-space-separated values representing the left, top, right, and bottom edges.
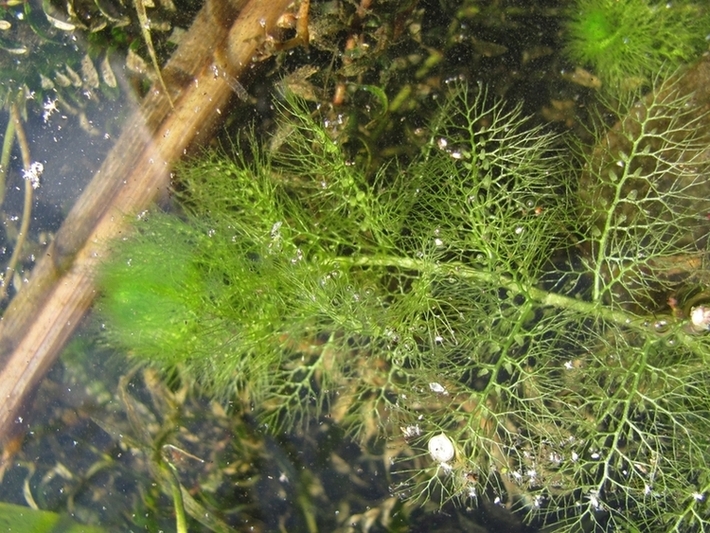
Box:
0, 0, 293, 446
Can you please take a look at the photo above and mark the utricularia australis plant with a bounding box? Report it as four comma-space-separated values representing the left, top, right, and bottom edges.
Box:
98, 77, 710, 531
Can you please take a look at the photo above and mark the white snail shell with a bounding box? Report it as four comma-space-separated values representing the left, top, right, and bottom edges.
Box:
690, 305, 710, 332
428, 433, 455, 463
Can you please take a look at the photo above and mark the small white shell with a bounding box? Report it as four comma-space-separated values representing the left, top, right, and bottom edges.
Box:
428, 433, 455, 463
690, 305, 710, 332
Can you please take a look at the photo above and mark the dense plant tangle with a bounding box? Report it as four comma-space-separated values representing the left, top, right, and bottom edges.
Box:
563, 0, 710, 96
98, 80, 710, 531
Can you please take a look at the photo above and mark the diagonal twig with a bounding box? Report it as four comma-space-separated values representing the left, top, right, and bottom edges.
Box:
0, 0, 294, 449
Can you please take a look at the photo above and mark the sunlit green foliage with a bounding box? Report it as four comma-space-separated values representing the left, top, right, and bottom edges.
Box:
563, 0, 710, 96
98, 80, 710, 531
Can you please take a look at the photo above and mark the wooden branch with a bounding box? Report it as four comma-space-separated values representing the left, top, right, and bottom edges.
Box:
0, 0, 293, 445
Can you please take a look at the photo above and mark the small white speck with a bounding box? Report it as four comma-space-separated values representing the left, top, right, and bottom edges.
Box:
42, 98, 59, 122
401, 425, 421, 439
22, 161, 43, 189
429, 382, 447, 394
587, 489, 604, 511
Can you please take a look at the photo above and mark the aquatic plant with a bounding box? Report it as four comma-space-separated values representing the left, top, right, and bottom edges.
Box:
0, 0, 181, 115
563, 0, 710, 95
98, 79, 710, 531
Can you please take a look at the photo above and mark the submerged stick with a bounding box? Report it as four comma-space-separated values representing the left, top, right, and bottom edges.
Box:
0, 0, 293, 446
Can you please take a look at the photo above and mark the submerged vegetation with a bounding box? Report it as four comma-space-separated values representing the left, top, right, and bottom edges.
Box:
563, 0, 710, 96
0, 0, 181, 112
98, 72, 710, 531
2, 0, 709, 529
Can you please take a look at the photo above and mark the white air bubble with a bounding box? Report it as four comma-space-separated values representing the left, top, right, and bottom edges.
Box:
429, 382, 447, 394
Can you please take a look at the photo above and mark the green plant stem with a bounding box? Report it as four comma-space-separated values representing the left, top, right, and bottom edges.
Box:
157, 450, 238, 533
160, 460, 187, 533
332, 254, 693, 344
2, 104, 34, 301
0, 116, 15, 208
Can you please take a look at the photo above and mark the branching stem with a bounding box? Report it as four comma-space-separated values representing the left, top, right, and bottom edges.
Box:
332, 254, 696, 348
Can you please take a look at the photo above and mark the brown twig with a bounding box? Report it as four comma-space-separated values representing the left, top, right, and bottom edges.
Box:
0, 0, 294, 447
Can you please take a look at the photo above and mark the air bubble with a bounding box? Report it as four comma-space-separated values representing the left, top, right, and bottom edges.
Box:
400, 337, 416, 354
385, 328, 400, 344
429, 382, 448, 394
290, 248, 303, 264
653, 319, 670, 333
